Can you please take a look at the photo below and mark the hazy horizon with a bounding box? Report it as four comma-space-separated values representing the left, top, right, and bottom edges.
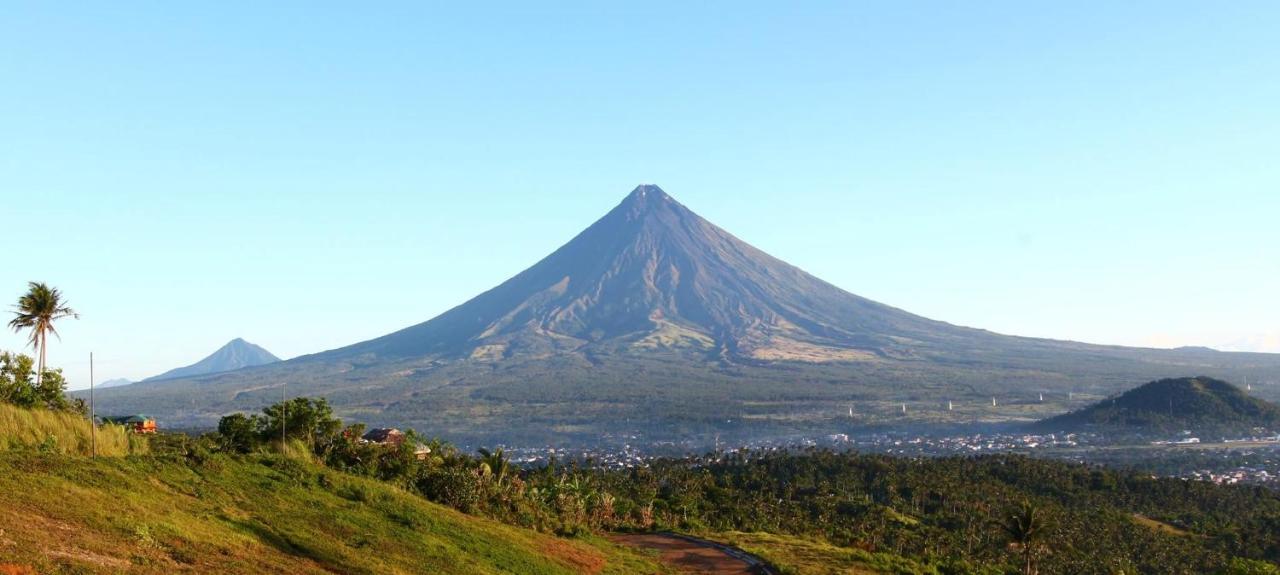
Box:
3, 2, 1278, 388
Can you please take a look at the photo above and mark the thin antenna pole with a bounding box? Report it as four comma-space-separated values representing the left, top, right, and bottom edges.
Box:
90, 352, 96, 459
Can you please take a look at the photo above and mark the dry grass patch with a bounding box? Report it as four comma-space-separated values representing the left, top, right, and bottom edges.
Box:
0, 403, 143, 457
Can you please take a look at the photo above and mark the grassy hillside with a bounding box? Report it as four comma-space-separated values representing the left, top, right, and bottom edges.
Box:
0, 451, 661, 574
0, 403, 144, 457
712, 531, 944, 575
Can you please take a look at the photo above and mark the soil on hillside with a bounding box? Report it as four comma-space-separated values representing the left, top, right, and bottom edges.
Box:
609, 533, 771, 574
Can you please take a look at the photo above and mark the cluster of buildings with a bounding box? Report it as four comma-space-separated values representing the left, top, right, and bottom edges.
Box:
1187, 467, 1276, 486
105, 413, 1279, 490
504, 443, 650, 470
820, 432, 1084, 456
489, 431, 1097, 468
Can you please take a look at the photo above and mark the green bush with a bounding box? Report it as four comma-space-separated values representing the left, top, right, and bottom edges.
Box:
1220, 558, 1280, 575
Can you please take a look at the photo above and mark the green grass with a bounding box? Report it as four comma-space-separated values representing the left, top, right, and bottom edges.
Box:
0, 403, 144, 457
710, 531, 988, 575
1131, 513, 1198, 538
0, 450, 662, 574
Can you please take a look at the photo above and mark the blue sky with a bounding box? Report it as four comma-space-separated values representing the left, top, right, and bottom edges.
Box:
2, 2, 1278, 388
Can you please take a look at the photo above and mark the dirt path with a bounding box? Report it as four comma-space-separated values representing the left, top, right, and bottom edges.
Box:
609, 533, 776, 574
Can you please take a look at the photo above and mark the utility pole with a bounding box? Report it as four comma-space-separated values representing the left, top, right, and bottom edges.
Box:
90, 352, 96, 458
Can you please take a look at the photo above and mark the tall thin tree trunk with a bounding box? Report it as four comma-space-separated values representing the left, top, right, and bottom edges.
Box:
36, 328, 45, 388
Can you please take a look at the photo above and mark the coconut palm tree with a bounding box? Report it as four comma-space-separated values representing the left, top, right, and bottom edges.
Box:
8, 282, 78, 387
477, 447, 511, 485
1001, 500, 1053, 575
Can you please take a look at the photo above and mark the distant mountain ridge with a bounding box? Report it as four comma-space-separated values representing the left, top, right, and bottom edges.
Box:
145, 338, 280, 382
90, 185, 1280, 444
97, 378, 132, 389
1038, 377, 1280, 432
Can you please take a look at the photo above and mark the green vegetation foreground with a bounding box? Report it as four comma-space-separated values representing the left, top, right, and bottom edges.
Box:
0, 449, 660, 574
3, 358, 1279, 574
200, 396, 1280, 574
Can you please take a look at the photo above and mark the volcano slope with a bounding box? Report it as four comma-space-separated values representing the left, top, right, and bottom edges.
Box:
93, 186, 1280, 445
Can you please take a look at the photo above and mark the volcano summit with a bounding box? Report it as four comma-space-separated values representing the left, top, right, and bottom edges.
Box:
311, 184, 989, 364
93, 185, 1280, 444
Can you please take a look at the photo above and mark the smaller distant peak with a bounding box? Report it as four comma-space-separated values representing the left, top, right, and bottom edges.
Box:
229, 337, 247, 344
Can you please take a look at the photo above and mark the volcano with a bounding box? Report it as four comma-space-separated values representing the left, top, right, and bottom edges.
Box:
145, 338, 280, 382
93, 185, 1280, 444
312, 184, 988, 365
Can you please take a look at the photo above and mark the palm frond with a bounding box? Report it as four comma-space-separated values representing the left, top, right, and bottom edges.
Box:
8, 281, 78, 351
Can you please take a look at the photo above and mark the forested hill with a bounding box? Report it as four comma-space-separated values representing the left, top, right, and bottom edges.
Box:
1037, 376, 1280, 432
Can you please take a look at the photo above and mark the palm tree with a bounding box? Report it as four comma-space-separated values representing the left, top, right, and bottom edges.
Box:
1001, 501, 1053, 575
477, 447, 511, 485
8, 282, 78, 387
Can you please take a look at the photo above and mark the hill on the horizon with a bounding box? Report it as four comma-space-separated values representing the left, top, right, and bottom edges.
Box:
144, 338, 280, 382
91, 186, 1280, 444
1037, 376, 1280, 433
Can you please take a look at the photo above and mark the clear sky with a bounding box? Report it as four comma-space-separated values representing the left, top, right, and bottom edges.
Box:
2, 2, 1278, 389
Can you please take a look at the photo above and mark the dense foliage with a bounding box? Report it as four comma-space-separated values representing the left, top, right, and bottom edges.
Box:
0, 351, 82, 413
591, 450, 1280, 574
207, 398, 1280, 575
